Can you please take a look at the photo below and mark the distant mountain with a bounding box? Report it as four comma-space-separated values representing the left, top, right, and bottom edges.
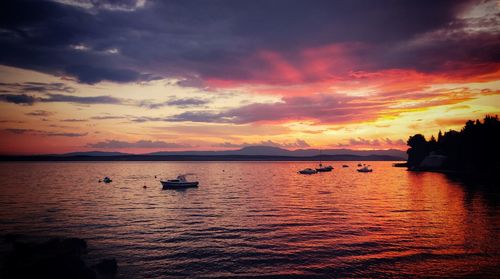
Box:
149, 146, 290, 156
0, 154, 405, 162
54, 151, 129, 157
15, 146, 406, 160
148, 146, 408, 159
288, 148, 406, 158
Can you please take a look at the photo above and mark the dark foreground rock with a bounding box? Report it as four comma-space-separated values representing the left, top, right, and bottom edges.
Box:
94, 258, 118, 277
1, 234, 117, 279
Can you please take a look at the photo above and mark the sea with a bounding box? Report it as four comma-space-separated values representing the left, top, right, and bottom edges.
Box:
0, 161, 498, 278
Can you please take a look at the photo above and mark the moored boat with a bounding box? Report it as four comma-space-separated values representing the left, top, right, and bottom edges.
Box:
357, 166, 373, 172
99, 177, 112, 183
315, 150, 333, 172
316, 165, 333, 172
161, 175, 199, 189
298, 168, 317, 174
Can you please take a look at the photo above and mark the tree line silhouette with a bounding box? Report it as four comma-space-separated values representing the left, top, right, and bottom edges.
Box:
406, 115, 500, 173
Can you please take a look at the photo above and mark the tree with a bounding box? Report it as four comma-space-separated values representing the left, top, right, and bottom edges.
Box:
428, 135, 438, 152
406, 134, 427, 168
406, 115, 500, 173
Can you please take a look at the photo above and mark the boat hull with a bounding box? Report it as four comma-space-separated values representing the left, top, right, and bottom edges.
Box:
298, 169, 317, 174
357, 169, 373, 172
161, 181, 199, 189
316, 168, 333, 172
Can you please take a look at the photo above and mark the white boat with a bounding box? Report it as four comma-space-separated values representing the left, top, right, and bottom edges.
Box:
298, 168, 317, 174
357, 166, 373, 172
316, 164, 333, 172
161, 175, 199, 189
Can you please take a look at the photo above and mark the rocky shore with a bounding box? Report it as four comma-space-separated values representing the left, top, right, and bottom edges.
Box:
1, 234, 117, 279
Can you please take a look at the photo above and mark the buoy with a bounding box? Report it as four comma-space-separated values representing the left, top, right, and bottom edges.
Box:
143, 185, 147, 189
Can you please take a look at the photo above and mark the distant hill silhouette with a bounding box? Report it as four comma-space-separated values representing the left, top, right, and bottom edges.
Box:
0, 154, 405, 162
148, 146, 407, 158
50, 151, 129, 157
0, 146, 407, 161
406, 115, 500, 174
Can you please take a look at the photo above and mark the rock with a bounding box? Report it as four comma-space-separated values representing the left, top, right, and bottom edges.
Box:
4, 233, 19, 243
61, 237, 88, 255
419, 152, 447, 170
94, 258, 117, 278
1, 236, 116, 279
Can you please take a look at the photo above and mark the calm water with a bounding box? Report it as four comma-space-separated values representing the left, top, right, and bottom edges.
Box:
0, 161, 499, 278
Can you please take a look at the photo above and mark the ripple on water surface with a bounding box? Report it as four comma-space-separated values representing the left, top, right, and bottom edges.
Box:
0, 161, 498, 278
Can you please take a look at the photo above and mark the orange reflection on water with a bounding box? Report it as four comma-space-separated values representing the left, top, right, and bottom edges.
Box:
0, 161, 498, 277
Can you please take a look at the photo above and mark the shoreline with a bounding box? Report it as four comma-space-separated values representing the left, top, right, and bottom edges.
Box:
1, 234, 117, 279
403, 166, 499, 186
0, 154, 406, 162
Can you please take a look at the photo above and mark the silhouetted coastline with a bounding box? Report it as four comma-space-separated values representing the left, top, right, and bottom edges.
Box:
406, 115, 500, 179
0, 154, 405, 162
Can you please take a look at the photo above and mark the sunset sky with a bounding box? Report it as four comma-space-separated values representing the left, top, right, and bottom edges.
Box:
0, 0, 499, 155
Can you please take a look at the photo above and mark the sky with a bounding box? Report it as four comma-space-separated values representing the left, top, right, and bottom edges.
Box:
0, 0, 499, 155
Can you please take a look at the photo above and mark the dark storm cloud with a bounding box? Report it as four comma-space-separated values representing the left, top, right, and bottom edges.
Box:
136, 97, 210, 109
3, 128, 32, 134
61, 118, 88, 122
41, 93, 123, 104
3, 128, 87, 137
25, 110, 54, 117
46, 131, 88, 137
0, 92, 201, 108
167, 111, 234, 123
0, 82, 75, 93
129, 116, 166, 122
1, 0, 495, 84
0, 94, 37, 105
64, 65, 143, 84
0, 120, 24, 124
0, 93, 124, 105
165, 98, 210, 107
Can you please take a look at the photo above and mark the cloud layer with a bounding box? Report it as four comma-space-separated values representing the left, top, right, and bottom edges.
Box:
3, 128, 87, 137
87, 139, 188, 149
1, 0, 498, 85
0, 0, 498, 154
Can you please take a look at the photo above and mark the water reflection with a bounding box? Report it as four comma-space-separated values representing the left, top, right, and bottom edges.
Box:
0, 161, 498, 277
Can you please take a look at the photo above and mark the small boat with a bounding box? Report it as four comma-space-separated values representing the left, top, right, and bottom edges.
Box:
342, 165, 349, 168
315, 150, 333, 172
161, 175, 199, 189
357, 166, 373, 172
99, 177, 112, 183
298, 168, 317, 174
357, 163, 362, 167
316, 164, 333, 172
